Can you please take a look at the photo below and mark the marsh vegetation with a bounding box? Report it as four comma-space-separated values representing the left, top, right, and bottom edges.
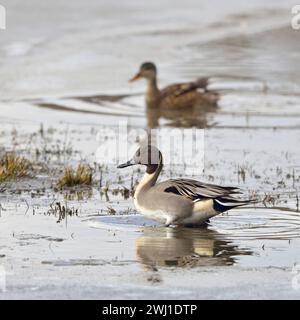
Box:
0, 153, 32, 182
57, 164, 93, 189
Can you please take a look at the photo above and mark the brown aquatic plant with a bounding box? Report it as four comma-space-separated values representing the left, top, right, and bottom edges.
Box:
57, 164, 93, 188
46, 202, 79, 223
106, 206, 116, 215
0, 153, 32, 182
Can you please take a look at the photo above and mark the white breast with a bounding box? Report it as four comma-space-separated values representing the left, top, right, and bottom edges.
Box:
134, 197, 168, 224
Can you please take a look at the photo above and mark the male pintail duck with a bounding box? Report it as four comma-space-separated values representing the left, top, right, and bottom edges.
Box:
130, 62, 219, 109
118, 145, 254, 227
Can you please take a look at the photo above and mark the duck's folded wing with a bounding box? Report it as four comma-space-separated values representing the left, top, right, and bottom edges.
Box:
160, 78, 209, 99
160, 178, 240, 201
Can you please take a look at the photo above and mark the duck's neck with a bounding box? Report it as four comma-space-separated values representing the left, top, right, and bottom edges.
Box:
135, 161, 163, 196
146, 77, 160, 107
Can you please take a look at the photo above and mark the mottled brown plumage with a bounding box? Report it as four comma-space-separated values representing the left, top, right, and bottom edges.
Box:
130, 62, 219, 109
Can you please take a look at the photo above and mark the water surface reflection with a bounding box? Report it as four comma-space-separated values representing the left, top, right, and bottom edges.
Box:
146, 104, 218, 128
136, 227, 252, 268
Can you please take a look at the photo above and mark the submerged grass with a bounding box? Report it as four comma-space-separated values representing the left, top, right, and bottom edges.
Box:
57, 164, 93, 188
0, 153, 32, 182
47, 202, 79, 223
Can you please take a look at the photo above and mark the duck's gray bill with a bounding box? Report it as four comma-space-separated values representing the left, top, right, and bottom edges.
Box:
117, 159, 135, 168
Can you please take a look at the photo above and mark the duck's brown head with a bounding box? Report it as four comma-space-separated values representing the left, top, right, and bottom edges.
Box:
130, 62, 157, 82
117, 145, 162, 174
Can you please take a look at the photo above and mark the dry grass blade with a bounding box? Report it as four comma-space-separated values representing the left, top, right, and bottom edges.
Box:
0, 153, 32, 182
57, 164, 93, 188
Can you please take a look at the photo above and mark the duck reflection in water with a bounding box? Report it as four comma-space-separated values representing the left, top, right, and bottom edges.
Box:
146, 103, 218, 128
136, 227, 252, 268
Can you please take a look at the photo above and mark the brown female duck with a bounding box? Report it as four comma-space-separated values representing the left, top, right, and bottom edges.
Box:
130, 62, 219, 109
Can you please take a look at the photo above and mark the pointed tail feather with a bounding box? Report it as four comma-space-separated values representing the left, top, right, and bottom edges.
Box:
213, 197, 258, 213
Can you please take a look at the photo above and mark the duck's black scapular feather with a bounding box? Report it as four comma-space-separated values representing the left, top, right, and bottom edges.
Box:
163, 178, 256, 212
164, 178, 241, 201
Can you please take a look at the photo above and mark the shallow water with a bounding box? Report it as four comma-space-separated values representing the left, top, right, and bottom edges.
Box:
0, 0, 300, 299
87, 209, 300, 269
